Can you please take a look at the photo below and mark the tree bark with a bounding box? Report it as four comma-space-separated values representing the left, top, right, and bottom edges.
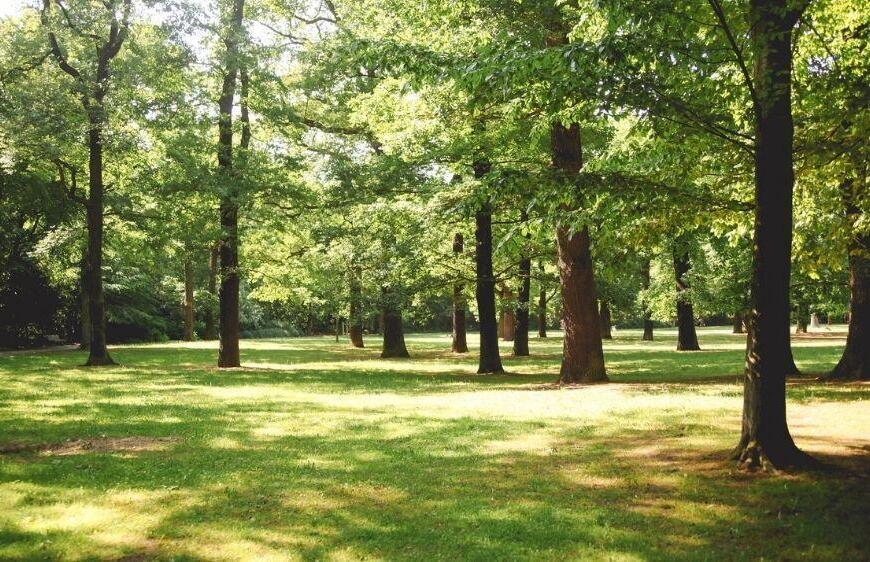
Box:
513, 221, 531, 356
182, 259, 194, 341
79, 255, 90, 350
380, 287, 409, 358
474, 162, 504, 374
673, 248, 701, 351
732, 0, 810, 470
348, 265, 364, 348
452, 233, 468, 353
794, 304, 808, 334
203, 244, 218, 340
551, 122, 607, 384
641, 259, 654, 341
599, 301, 613, 340
537, 261, 548, 338
498, 286, 516, 341
216, 0, 245, 368
733, 311, 745, 334
828, 226, 869, 380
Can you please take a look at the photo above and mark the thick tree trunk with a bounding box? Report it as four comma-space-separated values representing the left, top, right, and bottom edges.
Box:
79, 256, 90, 350
498, 286, 516, 341
216, 0, 245, 368
599, 301, 613, 340
733, 311, 745, 334
514, 227, 531, 356
203, 244, 218, 340
673, 249, 701, 351
732, 0, 810, 470
828, 232, 869, 380
380, 287, 409, 358
349, 265, 364, 348
182, 259, 194, 341
474, 162, 504, 374
452, 233, 468, 353
551, 122, 607, 383
83, 115, 114, 366
641, 259, 654, 341
537, 262, 547, 338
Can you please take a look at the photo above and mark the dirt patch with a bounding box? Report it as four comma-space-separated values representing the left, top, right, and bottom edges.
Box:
0, 436, 178, 456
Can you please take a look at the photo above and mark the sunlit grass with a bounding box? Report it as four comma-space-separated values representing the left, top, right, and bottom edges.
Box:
0, 327, 867, 560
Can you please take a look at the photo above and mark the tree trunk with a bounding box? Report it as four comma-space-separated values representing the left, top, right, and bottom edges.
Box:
203, 244, 218, 340
498, 286, 516, 341
641, 259, 654, 341
216, 0, 245, 368
733, 311, 745, 334
79, 256, 90, 350
348, 265, 364, 348
452, 233, 468, 353
537, 261, 547, 338
474, 162, 504, 374
182, 259, 194, 342
599, 301, 613, 340
83, 113, 115, 366
514, 222, 531, 356
551, 122, 607, 384
380, 287, 409, 358
673, 248, 701, 351
732, 0, 810, 470
794, 304, 808, 334
828, 232, 869, 380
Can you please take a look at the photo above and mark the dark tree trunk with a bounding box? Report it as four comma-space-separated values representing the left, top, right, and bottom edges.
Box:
599, 301, 613, 340
381, 287, 409, 358
733, 311, 745, 334
474, 162, 504, 374
216, 0, 245, 368
182, 259, 194, 342
537, 261, 548, 338
349, 265, 364, 348
828, 226, 869, 381
641, 259, 654, 341
514, 221, 531, 356
794, 304, 808, 334
452, 233, 468, 353
203, 244, 218, 340
673, 248, 701, 351
79, 256, 90, 350
732, 0, 810, 470
551, 122, 606, 384
82, 113, 114, 366
498, 286, 516, 341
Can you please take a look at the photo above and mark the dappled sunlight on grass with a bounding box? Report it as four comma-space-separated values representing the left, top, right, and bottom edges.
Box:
0, 327, 866, 560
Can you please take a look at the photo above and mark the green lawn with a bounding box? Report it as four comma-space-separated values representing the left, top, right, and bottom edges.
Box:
0, 327, 867, 561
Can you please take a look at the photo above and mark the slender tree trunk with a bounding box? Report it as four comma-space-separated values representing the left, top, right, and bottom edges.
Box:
380, 287, 409, 358
599, 301, 613, 340
348, 265, 364, 348
499, 286, 516, 341
537, 261, 548, 338
551, 122, 606, 384
733, 311, 745, 334
203, 244, 218, 340
673, 248, 701, 351
83, 113, 114, 366
452, 233, 468, 353
216, 0, 245, 368
183, 259, 194, 341
79, 255, 90, 350
641, 259, 654, 341
514, 221, 531, 356
474, 162, 504, 374
732, 0, 810, 469
794, 304, 808, 334
828, 232, 869, 380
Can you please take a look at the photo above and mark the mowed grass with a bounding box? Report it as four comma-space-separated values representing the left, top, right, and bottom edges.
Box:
0, 327, 867, 561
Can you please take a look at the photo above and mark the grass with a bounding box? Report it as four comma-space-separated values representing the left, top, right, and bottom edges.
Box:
0, 326, 867, 561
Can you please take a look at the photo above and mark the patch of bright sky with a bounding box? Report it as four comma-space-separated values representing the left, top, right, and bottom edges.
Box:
0, 1, 30, 19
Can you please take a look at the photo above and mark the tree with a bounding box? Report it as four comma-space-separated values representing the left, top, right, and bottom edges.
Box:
40, 0, 133, 365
